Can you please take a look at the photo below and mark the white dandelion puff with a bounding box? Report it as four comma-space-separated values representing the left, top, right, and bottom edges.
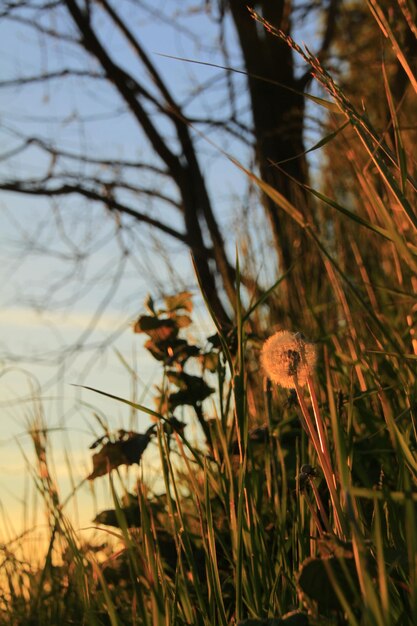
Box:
261, 330, 317, 388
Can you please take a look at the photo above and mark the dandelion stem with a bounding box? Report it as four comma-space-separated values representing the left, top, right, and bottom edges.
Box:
303, 491, 325, 538
295, 380, 346, 538
307, 375, 338, 490
310, 479, 333, 535
307, 376, 327, 454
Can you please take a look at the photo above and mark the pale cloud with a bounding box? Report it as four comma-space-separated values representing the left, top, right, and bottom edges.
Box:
0, 307, 131, 332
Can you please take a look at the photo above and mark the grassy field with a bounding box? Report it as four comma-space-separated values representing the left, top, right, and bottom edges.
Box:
2, 4, 417, 625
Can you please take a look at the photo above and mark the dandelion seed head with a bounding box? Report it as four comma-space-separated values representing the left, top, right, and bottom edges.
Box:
261, 330, 316, 388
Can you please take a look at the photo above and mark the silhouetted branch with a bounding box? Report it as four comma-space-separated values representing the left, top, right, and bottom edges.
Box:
0, 179, 189, 243
0, 69, 105, 88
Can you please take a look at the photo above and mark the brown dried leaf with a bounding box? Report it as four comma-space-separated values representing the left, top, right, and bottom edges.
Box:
87, 431, 153, 480
167, 371, 214, 407
199, 351, 219, 372
164, 291, 193, 313
133, 316, 178, 341
173, 314, 192, 328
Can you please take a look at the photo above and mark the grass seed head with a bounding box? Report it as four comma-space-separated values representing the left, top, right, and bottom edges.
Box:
261, 330, 316, 388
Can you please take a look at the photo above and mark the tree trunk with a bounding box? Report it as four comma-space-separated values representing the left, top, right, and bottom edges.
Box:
230, 1, 320, 321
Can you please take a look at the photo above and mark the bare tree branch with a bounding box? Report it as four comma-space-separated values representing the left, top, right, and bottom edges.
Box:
0, 69, 105, 88
0, 179, 190, 244
63, 0, 182, 178
1, 129, 171, 175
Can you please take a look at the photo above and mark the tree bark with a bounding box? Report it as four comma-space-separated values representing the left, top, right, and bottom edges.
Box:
229, 1, 319, 320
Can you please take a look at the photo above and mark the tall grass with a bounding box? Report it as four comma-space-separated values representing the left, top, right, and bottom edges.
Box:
2, 1, 417, 624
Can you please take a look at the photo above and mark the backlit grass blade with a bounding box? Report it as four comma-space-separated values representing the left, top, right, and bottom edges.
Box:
90, 559, 123, 626
382, 59, 408, 193
373, 499, 389, 616
203, 461, 228, 626
156, 52, 342, 113
190, 251, 233, 372
368, 0, 417, 94
243, 265, 294, 323
74, 383, 204, 468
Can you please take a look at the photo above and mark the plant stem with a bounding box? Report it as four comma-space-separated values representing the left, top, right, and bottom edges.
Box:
295, 380, 346, 538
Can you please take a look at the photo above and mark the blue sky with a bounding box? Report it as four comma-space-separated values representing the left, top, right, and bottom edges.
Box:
0, 3, 230, 545
0, 1, 325, 549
